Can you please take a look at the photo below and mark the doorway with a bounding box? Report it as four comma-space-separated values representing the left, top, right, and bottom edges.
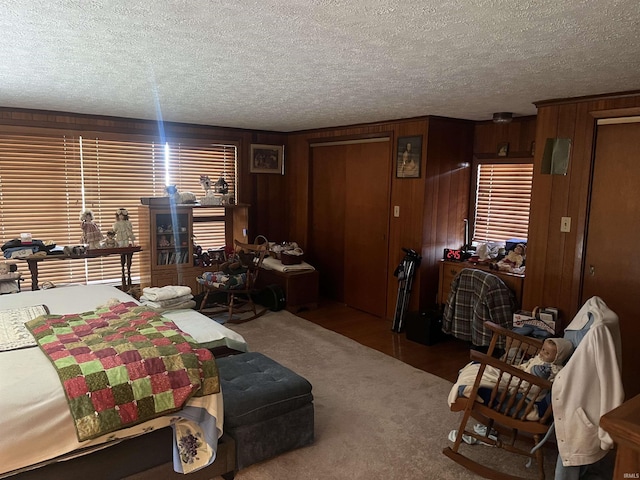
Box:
309, 138, 391, 317
581, 119, 640, 399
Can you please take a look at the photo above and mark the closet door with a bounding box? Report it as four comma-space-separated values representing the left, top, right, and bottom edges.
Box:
310, 139, 391, 317
581, 120, 640, 399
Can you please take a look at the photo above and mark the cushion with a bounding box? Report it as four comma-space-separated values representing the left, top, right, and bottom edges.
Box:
217, 352, 313, 428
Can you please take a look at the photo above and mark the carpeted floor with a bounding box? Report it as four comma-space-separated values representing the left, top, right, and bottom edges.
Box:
221, 310, 558, 479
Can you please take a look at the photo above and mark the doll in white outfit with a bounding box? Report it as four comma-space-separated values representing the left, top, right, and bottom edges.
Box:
519, 337, 574, 382
113, 208, 136, 247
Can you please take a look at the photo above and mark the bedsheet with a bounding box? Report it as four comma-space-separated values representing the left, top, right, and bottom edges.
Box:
0, 284, 247, 477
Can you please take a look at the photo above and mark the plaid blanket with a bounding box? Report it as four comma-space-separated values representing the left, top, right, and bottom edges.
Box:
26, 302, 219, 442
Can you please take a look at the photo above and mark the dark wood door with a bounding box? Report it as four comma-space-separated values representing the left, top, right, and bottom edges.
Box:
310, 140, 391, 317
310, 145, 346, 302
581, 121, 640, 399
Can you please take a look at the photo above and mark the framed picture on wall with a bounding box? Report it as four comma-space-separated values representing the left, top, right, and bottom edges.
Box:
250, 144, 284, 174
396, 135, 422, 178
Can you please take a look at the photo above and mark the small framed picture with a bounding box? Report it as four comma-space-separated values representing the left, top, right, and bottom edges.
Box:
250, 144, 284, 174
396, 135, 422, 178
497, 142, 509, 157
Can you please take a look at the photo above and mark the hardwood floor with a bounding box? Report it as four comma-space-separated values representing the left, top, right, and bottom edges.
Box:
296, 299, 471, 383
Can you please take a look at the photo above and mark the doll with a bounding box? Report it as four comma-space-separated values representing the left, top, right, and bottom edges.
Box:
494, 243, 526, 272
113, 208, 135, 247
80, 210, 103, 250
104, 230, 118, 248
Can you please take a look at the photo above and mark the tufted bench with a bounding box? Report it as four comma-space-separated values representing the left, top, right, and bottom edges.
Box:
216, 351, 314, 470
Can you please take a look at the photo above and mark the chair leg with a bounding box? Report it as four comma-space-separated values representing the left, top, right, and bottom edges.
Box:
199, 290, 210, 311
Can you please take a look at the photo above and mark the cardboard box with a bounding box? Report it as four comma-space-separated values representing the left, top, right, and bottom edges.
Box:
513, 310, 536, 327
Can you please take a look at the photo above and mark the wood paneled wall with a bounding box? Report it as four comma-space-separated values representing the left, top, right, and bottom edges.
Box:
525, 92, 640, 326
473, 116, 537, 156
286, 117, 474, 317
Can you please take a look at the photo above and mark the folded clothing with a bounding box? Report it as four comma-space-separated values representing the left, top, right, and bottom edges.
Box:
142, 285, 192, 301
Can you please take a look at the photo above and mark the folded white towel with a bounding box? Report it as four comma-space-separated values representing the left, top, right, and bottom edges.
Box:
141, 294, 193, 309
142, 285, 192, 301
143, 299, 197, 312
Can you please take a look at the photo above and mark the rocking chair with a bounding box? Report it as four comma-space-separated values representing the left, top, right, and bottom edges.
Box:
444, 321, 554, 480
198, 239, 269, 323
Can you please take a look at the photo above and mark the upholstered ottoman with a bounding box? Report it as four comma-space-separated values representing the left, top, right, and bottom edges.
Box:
216, 352, 314, 470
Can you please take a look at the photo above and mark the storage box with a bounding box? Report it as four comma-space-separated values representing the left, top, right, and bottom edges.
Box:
405, 310, 443, 346
513, 310, 556, 334
512, 310, 536, 327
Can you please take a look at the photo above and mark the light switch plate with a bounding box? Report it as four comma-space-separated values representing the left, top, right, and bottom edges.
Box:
561, 217, 571, 232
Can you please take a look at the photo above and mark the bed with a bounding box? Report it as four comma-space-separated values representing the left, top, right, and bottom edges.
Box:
0, 284, 247, 479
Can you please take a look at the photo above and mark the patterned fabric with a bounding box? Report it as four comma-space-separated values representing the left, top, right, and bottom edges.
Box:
197, 271, 247, 289
0, 305, 48, 351
25, 302, 219, 442
442, 268, 516, 347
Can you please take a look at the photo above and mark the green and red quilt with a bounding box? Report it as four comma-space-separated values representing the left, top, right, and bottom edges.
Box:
25, 301, 219, 442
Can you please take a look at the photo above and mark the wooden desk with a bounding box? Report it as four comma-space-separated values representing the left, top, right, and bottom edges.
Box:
437, 260, 525, 306
256, 268, 319, 313
601, 394, 640, 479
22, 246, 142, 291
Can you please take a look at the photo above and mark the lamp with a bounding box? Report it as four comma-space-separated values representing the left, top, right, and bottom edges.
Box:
492, 112, 513, 124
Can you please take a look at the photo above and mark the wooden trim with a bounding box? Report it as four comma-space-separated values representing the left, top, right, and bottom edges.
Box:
534, 90, 640, 108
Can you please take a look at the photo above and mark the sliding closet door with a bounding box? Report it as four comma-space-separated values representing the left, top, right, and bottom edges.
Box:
343, 142, 391, 316
310, 139, 391, 317
310, 145, 346, 302
581, 120, 640, 399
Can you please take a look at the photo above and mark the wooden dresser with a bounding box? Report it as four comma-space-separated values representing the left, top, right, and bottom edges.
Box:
600, 394, 640, 479
437, 260, 525, 306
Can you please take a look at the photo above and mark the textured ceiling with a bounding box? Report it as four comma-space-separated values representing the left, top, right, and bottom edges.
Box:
1, 1, 639, 132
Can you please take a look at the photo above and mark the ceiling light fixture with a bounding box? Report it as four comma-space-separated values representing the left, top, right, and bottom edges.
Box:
492, 112, 513, 124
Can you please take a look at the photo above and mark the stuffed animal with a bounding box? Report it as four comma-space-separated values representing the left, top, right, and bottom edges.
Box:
80, 210, 103, 250
165, 185, 197, 204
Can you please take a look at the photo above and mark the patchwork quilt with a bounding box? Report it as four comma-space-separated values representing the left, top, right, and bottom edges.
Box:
25, 302, 219, 442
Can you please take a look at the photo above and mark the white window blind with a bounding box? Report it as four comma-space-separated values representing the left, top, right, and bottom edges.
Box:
0, 131, 237, 287
473, 163, 533, 243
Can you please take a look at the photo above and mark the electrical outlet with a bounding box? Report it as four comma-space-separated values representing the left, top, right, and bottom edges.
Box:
393, 206, 400, 217
560, 217, 571, 232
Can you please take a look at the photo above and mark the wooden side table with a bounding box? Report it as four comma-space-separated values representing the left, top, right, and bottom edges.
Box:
256, 268, 319, 313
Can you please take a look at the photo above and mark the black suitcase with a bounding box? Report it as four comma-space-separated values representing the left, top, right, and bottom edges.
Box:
252, 284, 286, 311
405, 309, 443, 346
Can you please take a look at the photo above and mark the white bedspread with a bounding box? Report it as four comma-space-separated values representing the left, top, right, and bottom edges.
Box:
0, 285, 247, 477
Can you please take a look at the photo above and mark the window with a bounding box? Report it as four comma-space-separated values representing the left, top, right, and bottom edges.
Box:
472, 162, 533, 243
0, 131, 237, 286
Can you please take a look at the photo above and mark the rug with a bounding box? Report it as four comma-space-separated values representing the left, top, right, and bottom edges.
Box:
225, 310, 558, 480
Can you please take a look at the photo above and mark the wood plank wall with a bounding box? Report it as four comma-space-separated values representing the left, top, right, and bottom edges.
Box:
286, 117, 474, 318
525, 91, 640, 327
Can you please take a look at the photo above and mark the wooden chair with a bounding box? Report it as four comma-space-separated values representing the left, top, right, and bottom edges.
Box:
443, 322, 554, 480
198, 239, 269, 323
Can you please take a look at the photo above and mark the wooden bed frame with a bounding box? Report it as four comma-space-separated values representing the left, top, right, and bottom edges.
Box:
7, 427, 236, 480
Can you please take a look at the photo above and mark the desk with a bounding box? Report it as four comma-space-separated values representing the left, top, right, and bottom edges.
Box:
601, 394, 640, 479
22, 246, 142, 291
437, 260, 525, 306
